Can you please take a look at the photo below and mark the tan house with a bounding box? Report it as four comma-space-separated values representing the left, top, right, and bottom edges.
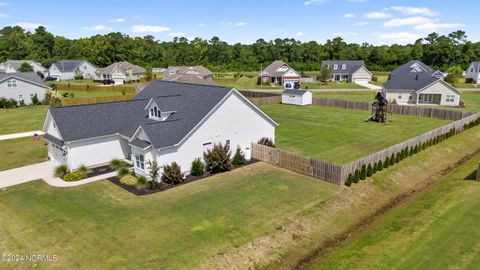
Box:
164, 66, 213, 80
95, 61, 146, 84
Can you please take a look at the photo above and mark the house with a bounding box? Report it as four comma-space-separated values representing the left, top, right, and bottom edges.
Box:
152, 67, 166, 73
95, 61, 146, 84
0, 72, 50, 104
0, 60, 48, 76
260, 60, 301, 89
321, 60, 372, 83
48, 60, 97, 80
164, 66, 213, 80
382, 60, 461, 106
42, 81, 277, 177
162, 73, 221, 86
282, 89, 312, 106
465, 62, 480, 84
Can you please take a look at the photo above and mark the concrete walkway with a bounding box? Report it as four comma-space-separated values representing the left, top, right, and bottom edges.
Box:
0, 161, 116, 189
0, 131, 44, 141
354, 81, 382, 90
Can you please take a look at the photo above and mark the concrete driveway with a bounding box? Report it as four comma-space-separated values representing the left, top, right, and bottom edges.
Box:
0, 131, 44, 141
354, 81, 382, 90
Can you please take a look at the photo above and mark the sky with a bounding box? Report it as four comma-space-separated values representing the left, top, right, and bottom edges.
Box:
0, 0, 476, 45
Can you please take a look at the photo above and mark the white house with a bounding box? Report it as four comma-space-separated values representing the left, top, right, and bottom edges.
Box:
95, 61, 146, 84
260, 60, 301, 89
42, 81, 277, 177
282, 89, 312, 105
0, 60, 48, 76
48, 60, 97, 80
321, 60, 372, 83
465, 62, 480, 84
0, 72, 50, 104
382, 60, 461, 107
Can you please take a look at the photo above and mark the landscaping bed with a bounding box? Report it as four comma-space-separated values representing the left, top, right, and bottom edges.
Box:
108, 159, 258, 196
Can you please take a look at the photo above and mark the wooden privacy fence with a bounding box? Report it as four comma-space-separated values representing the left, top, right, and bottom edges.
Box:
249, 96, 282, 106
61, 95, 135, 106
252, 112, 480, 185
52, 83, 138, 94
238, 90, 281, 98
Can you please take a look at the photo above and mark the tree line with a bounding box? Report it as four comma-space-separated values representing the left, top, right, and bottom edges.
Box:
0, 26, 478, 72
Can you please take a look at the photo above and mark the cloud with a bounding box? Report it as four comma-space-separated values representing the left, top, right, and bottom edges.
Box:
378, 32, 422, 43
131, 24, 170, 33
343, 13, 354, 18
15, 22, 44, 30
334, 32, 362, 36
363, 11, 391, 19
352, 21, 369, 26
414, 22, 465, 31
384, 16, 433, 27
295, 32, 305, 37
81, 24, 113, 31
108, 18, 125, 23
169, 32, 186, 37
235, 22, 246, 27
305, 0, 326, 5
390, 6, 437, 16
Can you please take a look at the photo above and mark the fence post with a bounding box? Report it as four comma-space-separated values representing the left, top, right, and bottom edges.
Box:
477, 162, 480, 181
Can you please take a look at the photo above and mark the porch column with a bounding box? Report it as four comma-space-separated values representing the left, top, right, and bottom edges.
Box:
416, 93, 419, 105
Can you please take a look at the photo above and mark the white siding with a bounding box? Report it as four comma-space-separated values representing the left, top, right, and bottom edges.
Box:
0, 79, 47, 104
47, 142, 67, 167
67, 135, 130, 170
419, 81, 460, 106
465, 63, 480, 83
384, 90, 416, 105
282, 92, 312, 105
352, 66, 372, 82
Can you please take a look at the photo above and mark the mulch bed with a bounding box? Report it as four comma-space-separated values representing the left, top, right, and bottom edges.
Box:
85, 165, 115, 178
107, 159, 258, 196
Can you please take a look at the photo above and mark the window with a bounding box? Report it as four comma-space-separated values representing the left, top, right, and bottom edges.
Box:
398, 95, 402, 99
83, 65, 87, 70
409, 96, 412, 100
150, 108, 154, 116
333, 64, 338, 70
225, 139, 230, 149
7, 79, 17, 87
341, 64, 346, 70
203, 142, 212, 146
18, 94, 23, 100
446, 95, 455, 102
472, 68, 474, 72
135, 154, 145, 170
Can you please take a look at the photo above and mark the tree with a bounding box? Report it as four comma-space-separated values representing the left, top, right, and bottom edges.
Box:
147, 160, 160, 189
232, 146, 246, 165
161, 162, 184, 185
345, 174, 353, 186
319, 64, 332, 83
203, 143, 231, 173
367, 164, 373, 177
360, 165, 367, 180
18, 62, 33, 72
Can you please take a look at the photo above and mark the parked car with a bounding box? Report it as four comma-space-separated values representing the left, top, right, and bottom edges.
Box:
102, 79, 115, 85
44, 76, 57, 82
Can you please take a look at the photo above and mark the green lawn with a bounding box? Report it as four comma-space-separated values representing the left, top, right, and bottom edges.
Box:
215, 76, 284, 90
0, 163, 339, 269
310, 152, 480, 270
0, 137, 47, 171
313, 91, 376, 102
260, 104, 450, 163
0, 106, 48, 135
59, 90, 124, 99
54, 79, 141, 87
301, 82, 366, 89
453, 83, 479, 89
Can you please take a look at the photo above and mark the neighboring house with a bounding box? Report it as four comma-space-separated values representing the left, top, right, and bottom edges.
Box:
0, 72, 50, 104
95, 61, 146, 84
282, 89, 312, 106
42, 81, 277, 177
465, 62, 480, 84
48, 60, 97, 80
152, 67, 166, 73
0, 60, 48, 76
164, 66, 213, 80
321, 60, 372, 83
382, 60, 461, 107
260, 60, 301, 89
162, 73, 221, 86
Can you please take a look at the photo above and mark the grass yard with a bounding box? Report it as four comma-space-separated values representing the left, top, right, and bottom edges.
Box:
260, 104, 450, 163
0, 137, 47, 171
453, 83, 480, 89
0, 105, 48, 135
54, 79, 141, 87
0, 163, 339, 269
59, 90, 124, 99
301, 82, 366, 89
313, 91, 376, 102
215, 76, 284, 90
310, 152, 480, 270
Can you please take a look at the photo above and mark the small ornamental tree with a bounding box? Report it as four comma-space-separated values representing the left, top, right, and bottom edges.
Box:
373, 162, 378, 173
390, 154, 395, 166
377, 160, 383, 171
258, 137, 275, 147
409, 147, 414, 156
162, 161, 184, 185
190, 158, 205, 176
367, 164, 373, 177
147, 160, 160, 189
353, 169, 360, 183
360, 165, 367, 180
203, 143, 232, 173
384, 157, 390, 168
345, 174, 353, 186
31, 94, 40, 105
232, 146, 246, 165
395, 152, 401, 163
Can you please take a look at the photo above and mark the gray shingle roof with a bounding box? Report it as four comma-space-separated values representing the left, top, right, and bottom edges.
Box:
0, 72, 47, 87
321, 60, 365, 75
3, 60, 47, 71
52, 60, 90, 72
165, 66, 213, 77
162, 74, 220, 86
97, 61, 146, 75
283, 89, 309, 95
129, 138, 151, 149
48, 81, 233, 149
44, 133, 64, 146
262, 60, 293, 77
383, 60, 444, 91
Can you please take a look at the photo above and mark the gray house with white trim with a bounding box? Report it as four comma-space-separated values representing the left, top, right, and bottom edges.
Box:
0, 72, 50, 104
48, 60, 97, 80
321, 60, 372, 83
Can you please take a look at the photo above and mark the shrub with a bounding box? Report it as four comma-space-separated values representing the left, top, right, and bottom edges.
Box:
190, 158, 205, 176
384, 157, 390, 168
258, 137, 275, 147
118, 167, 130, 177
109, 159, 128, 170
120, 175, 138, 186
395, 152, 401, 163
74, 75, 84, 80
78, 164, 88, 174
345, 174, 353, 186
147, 160, 160, 189
373, 162, 377, 173
466, 77, 475, 84
162, 162, 184, 185
353, 170, 360, 183
137, 175, 148, 187
367, 164, 373, 177
203, 143, 231, 173
377, 160, 383, 171
409, 147, 414, 156
232, 146, 246, 165
0, 97, 17, 108
54, 164, 69, 178
63, 171, 85, 181
360, 165, 367, 180
390, 154, 395, 166
31, 94, 40, 105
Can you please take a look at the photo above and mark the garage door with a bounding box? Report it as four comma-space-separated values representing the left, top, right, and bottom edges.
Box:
354, 77, 370, 82
113, 78, 124, 85
284, 80, 295, 89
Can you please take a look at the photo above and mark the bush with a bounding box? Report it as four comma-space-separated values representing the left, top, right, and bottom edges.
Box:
0, 97, 17, 108
63, 171, 85, 181
162, 162, 184, 185
109, 159, 128, 170
395, 152, 401, 163
203, 143, 231, 173
137, 175, 148, 187
384, 157, 390, 168
345, 174, 353, 186
377, 160, 383, 171
353, 170, 360, 183
54, 164, 69, 178
390, 154, 395, 166
190, 158, 205, 176
74, 75, 84, 80
360, 165, 367, 180
31, 94, 40, 105
232, 146, 246, 165
120, 175, 138, 186
466, 78, 475, 84
78, 164, 88, 174
118, 167, 130, 177
258, 137, 275, 147
367, 164, 373, 177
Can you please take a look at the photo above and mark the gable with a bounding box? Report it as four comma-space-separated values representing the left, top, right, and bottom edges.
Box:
42, 111, 63, 140
282, 69, 300, 77
418, 80, 460, 95
352, 66, 372, 76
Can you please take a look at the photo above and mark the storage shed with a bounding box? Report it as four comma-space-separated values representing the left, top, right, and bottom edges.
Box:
282, 89, 312, 106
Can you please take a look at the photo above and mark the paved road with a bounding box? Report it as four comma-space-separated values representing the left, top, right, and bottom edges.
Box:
0, 131, 44, 141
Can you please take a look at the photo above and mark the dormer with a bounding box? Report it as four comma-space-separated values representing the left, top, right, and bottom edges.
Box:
409, 62, 426, 73
144, 98, 175, 121
341, 64, 346, 70
333, 64, 338, 70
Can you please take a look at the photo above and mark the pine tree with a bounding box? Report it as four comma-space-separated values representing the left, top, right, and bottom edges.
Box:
367, 164, 373, 177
